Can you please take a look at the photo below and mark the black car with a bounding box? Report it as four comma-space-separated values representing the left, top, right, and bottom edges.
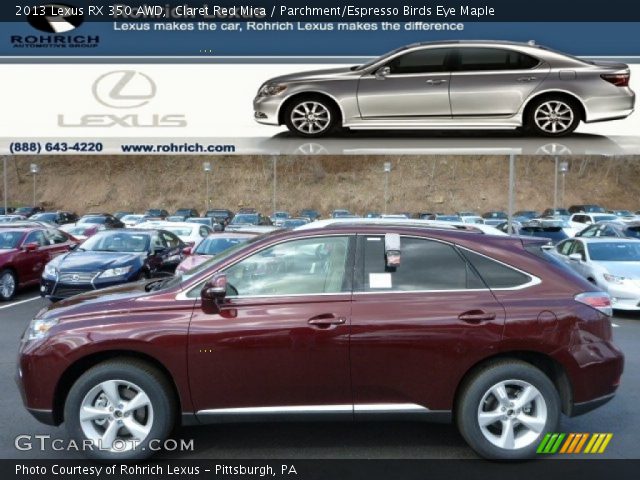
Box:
77, 213, 125, 229
0, 207, 15, 215
144, 208, 169, 219
225, 213, 272, 231
174, 208, 199, 219
14, 206, 43, 217
30, 211, 78, 225
299, 209, 321, 221
41, 228, 186, 301
575, 221, 640, 239
205, 209, 235, 227
497, 220, 569, 245
568, 204, 606, 214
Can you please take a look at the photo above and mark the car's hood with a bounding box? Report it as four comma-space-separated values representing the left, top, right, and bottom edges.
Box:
595, 261, 640, 278
53, 250, 144, 271
265, 66, 357, 84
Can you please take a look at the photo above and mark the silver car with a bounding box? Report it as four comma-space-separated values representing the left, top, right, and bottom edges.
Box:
552, 237, 640, 311
254, 40, 635, 138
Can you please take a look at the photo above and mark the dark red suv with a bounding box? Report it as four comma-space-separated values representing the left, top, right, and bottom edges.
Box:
17, 225, 623, 460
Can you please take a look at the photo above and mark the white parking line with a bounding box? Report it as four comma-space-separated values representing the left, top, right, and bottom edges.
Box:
612, 323, 620, 328
0, 297, 41, 311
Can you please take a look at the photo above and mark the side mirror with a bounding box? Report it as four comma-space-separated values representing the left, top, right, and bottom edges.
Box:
182, 246, 192, 256
68, 243, 79, 251
23, 242, 39, 252
569, 253, 583, 262
384, 233, 401, 267
201, 274, 227, 314
375, 66, 391, 80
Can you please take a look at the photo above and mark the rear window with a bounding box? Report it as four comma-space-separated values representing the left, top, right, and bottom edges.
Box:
460, 249, 532, 289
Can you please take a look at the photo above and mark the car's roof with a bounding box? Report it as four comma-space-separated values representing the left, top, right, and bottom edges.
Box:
574, 237, 640, 243
205, 232, 257, 238
295, 218, 507, 235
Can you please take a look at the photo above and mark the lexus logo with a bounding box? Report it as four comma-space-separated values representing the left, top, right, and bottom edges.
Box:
71, 274, 80, 282
92, 70, 157, 109
28, 3, 84, 33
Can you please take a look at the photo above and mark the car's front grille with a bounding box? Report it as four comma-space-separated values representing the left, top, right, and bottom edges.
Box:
52, 285, 94, 298
58, 272, 99, 283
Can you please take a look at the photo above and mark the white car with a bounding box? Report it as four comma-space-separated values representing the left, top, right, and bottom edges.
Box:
120, 214, 145, 228
136, 221, 213, 248
552, 237, 640, 311
460, 216, 485, 225
569, 213, 620, 232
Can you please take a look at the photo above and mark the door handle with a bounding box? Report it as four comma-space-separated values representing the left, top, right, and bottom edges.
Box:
308, 314, 347, 328
517, 76, 537, 82
458, 310, 497, 323
426, 79, 447, 85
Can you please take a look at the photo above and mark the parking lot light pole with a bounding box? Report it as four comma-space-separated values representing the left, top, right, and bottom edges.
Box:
559, 161, 569, 207
203, 161, 212, 213
507, 155, 515, 234
3, 157, 7, 214
383, 161, 391, 214
272, 157, 277, 214
553, 156, 558, 212
30, 163, 39, 206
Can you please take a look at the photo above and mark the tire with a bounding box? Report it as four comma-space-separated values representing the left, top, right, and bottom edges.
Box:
456, 360, 560, 460
284, 95, 339, 138
0, 269, 17, 301
64, 359, 176, 461
525, 96, 580, 137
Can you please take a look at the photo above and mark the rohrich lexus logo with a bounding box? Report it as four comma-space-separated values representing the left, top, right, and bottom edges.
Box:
27, 3, 84, 33
58, 70, 188, 128
92, 71, 157, 109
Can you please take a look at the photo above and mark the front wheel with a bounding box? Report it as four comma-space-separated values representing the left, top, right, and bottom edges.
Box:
64, 359, 175, 461
284, 96, 339, 137
526, 96, 580, 137
0, 269, 17, 301
456, 360, 560, 460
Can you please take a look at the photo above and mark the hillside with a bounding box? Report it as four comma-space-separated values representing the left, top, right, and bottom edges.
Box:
2, 155, 639, 215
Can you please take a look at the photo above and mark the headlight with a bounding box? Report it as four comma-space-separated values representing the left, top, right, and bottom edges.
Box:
99, 266, 132, 278
43, 264, 58, 278
26, 317, 59, 341
603, 273, 625, 284
258, 83, 287, 97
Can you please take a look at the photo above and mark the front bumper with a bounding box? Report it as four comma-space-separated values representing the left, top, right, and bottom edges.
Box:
253, 95, 283, 126
606, 283, 640, 311
41, 276, 133, 301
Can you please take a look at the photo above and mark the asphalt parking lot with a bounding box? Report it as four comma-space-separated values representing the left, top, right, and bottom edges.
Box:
0, 288, 638, 460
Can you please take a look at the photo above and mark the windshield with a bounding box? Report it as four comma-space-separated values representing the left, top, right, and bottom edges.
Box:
194, 236, 251, 256
588, 242, 640, 261
484, 212, 507, 219
163, 226, 193, 237
0, 231, 23, 249
593, 215, 619, 222
15, 207, 32, 214
122, 215, 143, 222
79, 216, 105, 224
81, 231, 150, 252
31, 213, 56, 221
207, 210, 230, 218
231, 214, 259, 225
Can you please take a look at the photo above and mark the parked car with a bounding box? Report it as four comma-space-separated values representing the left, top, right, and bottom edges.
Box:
143, 209, 169, 219
30, 211, 78, 226
137, 221, 213, 248
460, 216, 485, 225
186, 217, 221, 230
607, 209, 636, 220
59, 224, 102, 241
299, 209, 321, 221
0, 215, 27, 223
14, 206, 43, 217
0, 207, 15, 215
18, 224, 622, 461
552, 237, 640, 310
270, 211, 291, 226
281, 218, 310, 230
120, 214, 144, 228
569, 213, 620, 231
497, 219, 569, 244
568, 204, 606, 214
176, 232, 257, 273
513, 210, 539, 222
541, 208, 571, 221
331, 209, 352, 218
225, 213, 272, 231
365, 212, 382, 219
238, 207, 257, 214
457, 211, 480, 218
254, 40, 635, 137
165, 215, 187, 222
0, 225, 79, 300
482, 211, 508, 226
40, 229, 186, 301
113, 211, 133, 220
78, 213, 125, 229
425, 214, 463, 222
174, 208, 199, 219
205, 209, 235, 228
576, 221, 640, 239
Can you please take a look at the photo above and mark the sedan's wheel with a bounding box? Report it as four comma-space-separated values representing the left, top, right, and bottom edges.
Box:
0, 270, 17, 301
284, 96, 338, 137
64, 359, 175, 460
456, 360, 560, 460
527, 97, 580, 137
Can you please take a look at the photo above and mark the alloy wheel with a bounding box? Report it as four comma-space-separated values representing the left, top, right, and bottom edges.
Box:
0, 272, 16, 299
477, 379, 547, 450
534, 101, 574, 134
290, 101, 331, 134
79, 379, 154, 452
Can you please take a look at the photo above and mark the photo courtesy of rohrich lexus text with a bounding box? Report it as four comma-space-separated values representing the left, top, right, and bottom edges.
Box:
1, 1, 639, 479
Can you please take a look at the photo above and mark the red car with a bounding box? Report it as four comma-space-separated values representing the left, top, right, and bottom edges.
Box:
176, 232, 257, 274
0, 226, 79, 300
17, 225, 623, 460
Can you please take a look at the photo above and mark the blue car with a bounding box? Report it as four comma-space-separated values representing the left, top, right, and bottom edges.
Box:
41, 229, 186, 301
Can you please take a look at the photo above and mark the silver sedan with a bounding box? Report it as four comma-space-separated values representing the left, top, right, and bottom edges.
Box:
254, 40, 635, 138
552, 237, 640, 311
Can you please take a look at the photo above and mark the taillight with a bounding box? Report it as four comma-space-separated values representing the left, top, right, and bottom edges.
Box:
601, 73, 630, 87
575, 292, 613, 317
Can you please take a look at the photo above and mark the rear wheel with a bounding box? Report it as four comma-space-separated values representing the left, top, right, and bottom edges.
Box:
526, 96, 580, 137
456, 360, 560, 460
284, 95, 339, 137
0, 269, 17, 301
64, 359, 175, 461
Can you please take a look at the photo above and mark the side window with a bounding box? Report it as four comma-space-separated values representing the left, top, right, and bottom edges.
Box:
558, 240, 574, 256
225, 236, 351, 296
45, 229, 68, 245
571, 241, 586, 260
574, 215, 586, 224
199, 227, 209, 238
460, 249, 532, 289
601, 226, 616, 237
162, 232, 181, 249
456, 48, 539, 71
24, 230, 47, 247
151, 234, 166, 250
387, 48, 452, 75
360, 236, 485, 291
580, 225, 598, 237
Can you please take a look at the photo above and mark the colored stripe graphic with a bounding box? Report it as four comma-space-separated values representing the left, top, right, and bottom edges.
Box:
538, 433, 612, 454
